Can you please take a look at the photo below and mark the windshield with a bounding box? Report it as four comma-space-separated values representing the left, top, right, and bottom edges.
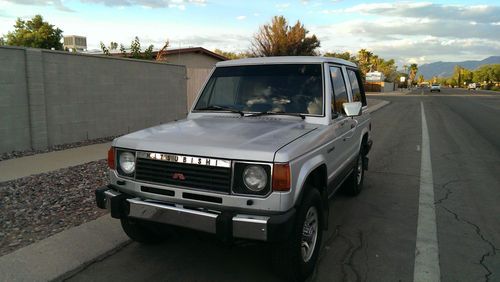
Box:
194, 64, 324, 116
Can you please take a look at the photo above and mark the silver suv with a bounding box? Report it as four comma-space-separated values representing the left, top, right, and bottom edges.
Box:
96, 57, 372, 281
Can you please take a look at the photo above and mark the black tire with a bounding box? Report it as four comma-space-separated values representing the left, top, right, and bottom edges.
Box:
344, 152, 365, 196
272, 188, 323, 282
120, 217, 165, 244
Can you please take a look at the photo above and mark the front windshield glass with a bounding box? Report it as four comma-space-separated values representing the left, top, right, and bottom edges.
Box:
194, 64, 324, 115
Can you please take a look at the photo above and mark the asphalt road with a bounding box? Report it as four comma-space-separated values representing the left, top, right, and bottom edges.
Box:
67, 88, 500, 282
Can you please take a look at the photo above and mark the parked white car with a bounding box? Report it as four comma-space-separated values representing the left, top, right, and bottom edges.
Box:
96, 57, 373, 281
468, 83, 477, 90
430, 83, 441, 92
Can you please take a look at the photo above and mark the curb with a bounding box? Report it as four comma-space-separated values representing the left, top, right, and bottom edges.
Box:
0, 215, 130, 282
367, 100, 391, 114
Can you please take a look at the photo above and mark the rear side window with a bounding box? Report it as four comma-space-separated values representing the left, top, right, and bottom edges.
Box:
329, 66, 348, 115
347, 69, 367, 106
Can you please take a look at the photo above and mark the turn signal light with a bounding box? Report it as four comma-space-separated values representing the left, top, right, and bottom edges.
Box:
107, 147, 115, 169
272, 163, 290, 191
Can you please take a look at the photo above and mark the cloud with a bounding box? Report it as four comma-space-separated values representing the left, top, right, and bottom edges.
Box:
79, 0, 206, 8
315, 16, 500, 64
322, 3, 500, 24
3, 0, 74, 11
276, 3, 290, 10
236, 15, 246, 20
340, 18, 500, 40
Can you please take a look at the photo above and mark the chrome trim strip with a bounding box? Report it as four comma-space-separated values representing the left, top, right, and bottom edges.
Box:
232, 214, 269, 241
127, 198, 218, 234
137, 151, 231, 168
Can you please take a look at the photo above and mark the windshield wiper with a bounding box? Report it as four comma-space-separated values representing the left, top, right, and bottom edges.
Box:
196, 105, 244, 116
249, 111, 306, 120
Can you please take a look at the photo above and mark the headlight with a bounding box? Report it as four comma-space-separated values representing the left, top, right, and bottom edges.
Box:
243, 165, 268, 192
119, 152, 136, 174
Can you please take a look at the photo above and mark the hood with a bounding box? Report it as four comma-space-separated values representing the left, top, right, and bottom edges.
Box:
113, 116, 318, 162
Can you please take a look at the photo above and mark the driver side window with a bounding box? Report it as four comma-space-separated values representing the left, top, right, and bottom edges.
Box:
329, 66, 348, 117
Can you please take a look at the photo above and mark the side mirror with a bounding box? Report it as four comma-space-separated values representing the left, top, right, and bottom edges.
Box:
342, 102, 362, 117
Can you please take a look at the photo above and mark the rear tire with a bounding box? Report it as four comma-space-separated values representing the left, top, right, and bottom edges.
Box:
120, 217, 165, 244
272, 188, 323, 282
344, 152, 365, 196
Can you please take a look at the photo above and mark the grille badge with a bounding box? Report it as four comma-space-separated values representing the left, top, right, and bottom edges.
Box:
137, 151, 231, 168
172, 173, 186, 181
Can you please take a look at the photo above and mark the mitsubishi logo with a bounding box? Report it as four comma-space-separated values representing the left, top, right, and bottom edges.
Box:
172, 173, 186, 181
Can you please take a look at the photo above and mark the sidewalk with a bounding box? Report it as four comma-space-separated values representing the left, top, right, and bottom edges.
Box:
367, 90, 409, 95
0, 142, 111, 182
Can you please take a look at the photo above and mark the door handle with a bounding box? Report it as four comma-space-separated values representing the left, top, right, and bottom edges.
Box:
344, 120, 359, 140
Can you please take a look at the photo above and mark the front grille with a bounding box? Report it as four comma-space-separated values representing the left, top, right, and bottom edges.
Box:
135, 157, 231, 193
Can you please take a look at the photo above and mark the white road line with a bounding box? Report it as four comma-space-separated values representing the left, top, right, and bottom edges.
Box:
413, 102, 441, 282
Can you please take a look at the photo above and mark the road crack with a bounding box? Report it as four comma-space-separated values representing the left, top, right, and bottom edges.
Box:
440, 205, 499, 281
434, 179, 463, 205
338, 228, 364, 282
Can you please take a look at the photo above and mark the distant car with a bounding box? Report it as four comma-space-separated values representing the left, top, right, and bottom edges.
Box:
468, 83, 477, 90
430, 84, 441, 92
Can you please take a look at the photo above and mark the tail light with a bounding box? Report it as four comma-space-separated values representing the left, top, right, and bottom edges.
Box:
272, 163, 290, 191
107, 147, 115, 169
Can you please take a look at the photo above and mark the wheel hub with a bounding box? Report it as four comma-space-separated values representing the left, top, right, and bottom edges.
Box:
301, 206, 318, 262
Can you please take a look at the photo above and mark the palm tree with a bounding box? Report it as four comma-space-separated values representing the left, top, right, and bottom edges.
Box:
409, 63, 418, 86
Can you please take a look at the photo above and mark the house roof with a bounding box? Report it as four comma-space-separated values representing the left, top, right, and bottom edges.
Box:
156, 47, 228, 61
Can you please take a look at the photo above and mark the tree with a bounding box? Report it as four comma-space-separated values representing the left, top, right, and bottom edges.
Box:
418, 74, 425, 84
0, 37, 5, 45
251, 15, 320, 56
323, 51, 357, 63
357, 49, 373, 76
100, 42, 110, 55
5, 15, 63, 50
109, 42, 118, 50
130, 36, 142, 59
214, 49, 249, 60
408, 63, 418, 85
119, 44, 126, 55
143, 44, 154, 59
123, 36, 155, 59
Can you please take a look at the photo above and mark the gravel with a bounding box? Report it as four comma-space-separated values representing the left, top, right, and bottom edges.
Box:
0, 160, 109, 256
0, 136, 119, 161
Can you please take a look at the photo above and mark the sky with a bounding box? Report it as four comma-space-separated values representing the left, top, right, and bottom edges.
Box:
0, 0, 499, 67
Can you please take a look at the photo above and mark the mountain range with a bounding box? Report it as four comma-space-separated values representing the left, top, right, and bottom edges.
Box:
418, 56, 500, 79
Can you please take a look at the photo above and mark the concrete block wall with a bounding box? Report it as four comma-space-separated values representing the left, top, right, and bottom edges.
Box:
0, 48, 31, 152
0, 46, 187, 154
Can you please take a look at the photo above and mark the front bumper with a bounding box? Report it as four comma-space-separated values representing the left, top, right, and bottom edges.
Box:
96, 186, 295, 242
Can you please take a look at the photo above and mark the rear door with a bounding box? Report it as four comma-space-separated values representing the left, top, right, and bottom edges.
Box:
345, 68, 368, 158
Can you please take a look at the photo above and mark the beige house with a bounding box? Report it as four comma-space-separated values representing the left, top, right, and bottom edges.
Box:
110, 47, 227, 110
156, 48, 227, 110
156, 47, 227, 69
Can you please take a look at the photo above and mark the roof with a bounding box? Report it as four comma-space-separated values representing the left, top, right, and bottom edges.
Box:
158, 47, 228, 61
216, 56, 357, 67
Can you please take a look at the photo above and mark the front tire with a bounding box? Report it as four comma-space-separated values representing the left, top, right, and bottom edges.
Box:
272, 188, 323, 282
344, 152, 365, 196
120, 217, 165, 244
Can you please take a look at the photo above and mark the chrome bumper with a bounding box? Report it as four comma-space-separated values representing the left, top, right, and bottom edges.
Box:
103, 190, 269, 241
